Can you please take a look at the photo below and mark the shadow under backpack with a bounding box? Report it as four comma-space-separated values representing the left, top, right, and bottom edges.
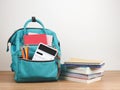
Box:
7, 17, 61, 82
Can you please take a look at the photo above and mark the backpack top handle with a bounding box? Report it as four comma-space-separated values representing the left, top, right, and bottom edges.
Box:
23, 17, 46, 35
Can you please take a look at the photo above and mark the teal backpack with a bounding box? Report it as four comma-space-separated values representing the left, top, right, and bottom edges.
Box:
7, 17, 61, 82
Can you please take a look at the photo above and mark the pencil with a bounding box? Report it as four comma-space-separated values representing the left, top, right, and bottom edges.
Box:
24, 45, 29, 60
21, 47, 25, 59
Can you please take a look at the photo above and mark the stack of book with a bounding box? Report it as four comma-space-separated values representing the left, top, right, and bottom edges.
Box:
61, 58, 105, 83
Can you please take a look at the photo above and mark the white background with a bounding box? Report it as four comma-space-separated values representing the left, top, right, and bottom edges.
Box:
0, 0, 120, 71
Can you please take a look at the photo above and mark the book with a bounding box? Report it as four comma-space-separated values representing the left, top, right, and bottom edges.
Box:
28, 32, 53, 46
61, 72, 103, 79
65, 58, 104, 65
46, 35, 52, 46
65, 66, 104, 75
62, 76, 102, 83
24, 34, 47, 45
64, 63, 104, 68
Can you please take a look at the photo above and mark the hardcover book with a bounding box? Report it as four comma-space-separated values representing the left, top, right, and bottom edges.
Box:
65, 58, 104, 65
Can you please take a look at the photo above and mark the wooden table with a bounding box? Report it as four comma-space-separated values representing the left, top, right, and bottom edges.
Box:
0, 71, 120, 90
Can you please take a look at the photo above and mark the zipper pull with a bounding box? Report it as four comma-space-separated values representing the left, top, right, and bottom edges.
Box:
6, 42, 9, 52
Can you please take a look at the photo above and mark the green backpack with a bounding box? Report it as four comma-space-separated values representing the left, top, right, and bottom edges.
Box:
7, 17, 61, 82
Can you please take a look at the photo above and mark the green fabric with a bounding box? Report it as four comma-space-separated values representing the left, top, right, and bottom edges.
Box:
15, 58, 58, 82
7, 18, 61, 82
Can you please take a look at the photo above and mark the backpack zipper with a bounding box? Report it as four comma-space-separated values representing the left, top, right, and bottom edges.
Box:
6, 28, 47, 52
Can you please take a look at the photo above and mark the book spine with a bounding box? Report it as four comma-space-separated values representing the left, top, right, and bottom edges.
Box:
63, 76, 102, 83
64, 64, 104, 68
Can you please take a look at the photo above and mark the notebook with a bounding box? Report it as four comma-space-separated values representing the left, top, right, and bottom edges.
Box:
24, 34, 47, 45
24, 33, 53, 46
65, 58, 104, 65
62, 76, 102, 83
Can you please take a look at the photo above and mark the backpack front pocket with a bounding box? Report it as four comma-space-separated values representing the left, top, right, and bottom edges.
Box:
15, 58, 58, 82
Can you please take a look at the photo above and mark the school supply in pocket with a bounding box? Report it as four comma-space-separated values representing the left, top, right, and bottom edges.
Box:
28, 32, 53, 46
32, 43, 58, 61
21, 46, 29, 60
7, 17, 61, 82
24, 34, 47, 45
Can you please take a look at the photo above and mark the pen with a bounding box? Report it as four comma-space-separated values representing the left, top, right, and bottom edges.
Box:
21, 47, 25, 59
24, 45, 29, 60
